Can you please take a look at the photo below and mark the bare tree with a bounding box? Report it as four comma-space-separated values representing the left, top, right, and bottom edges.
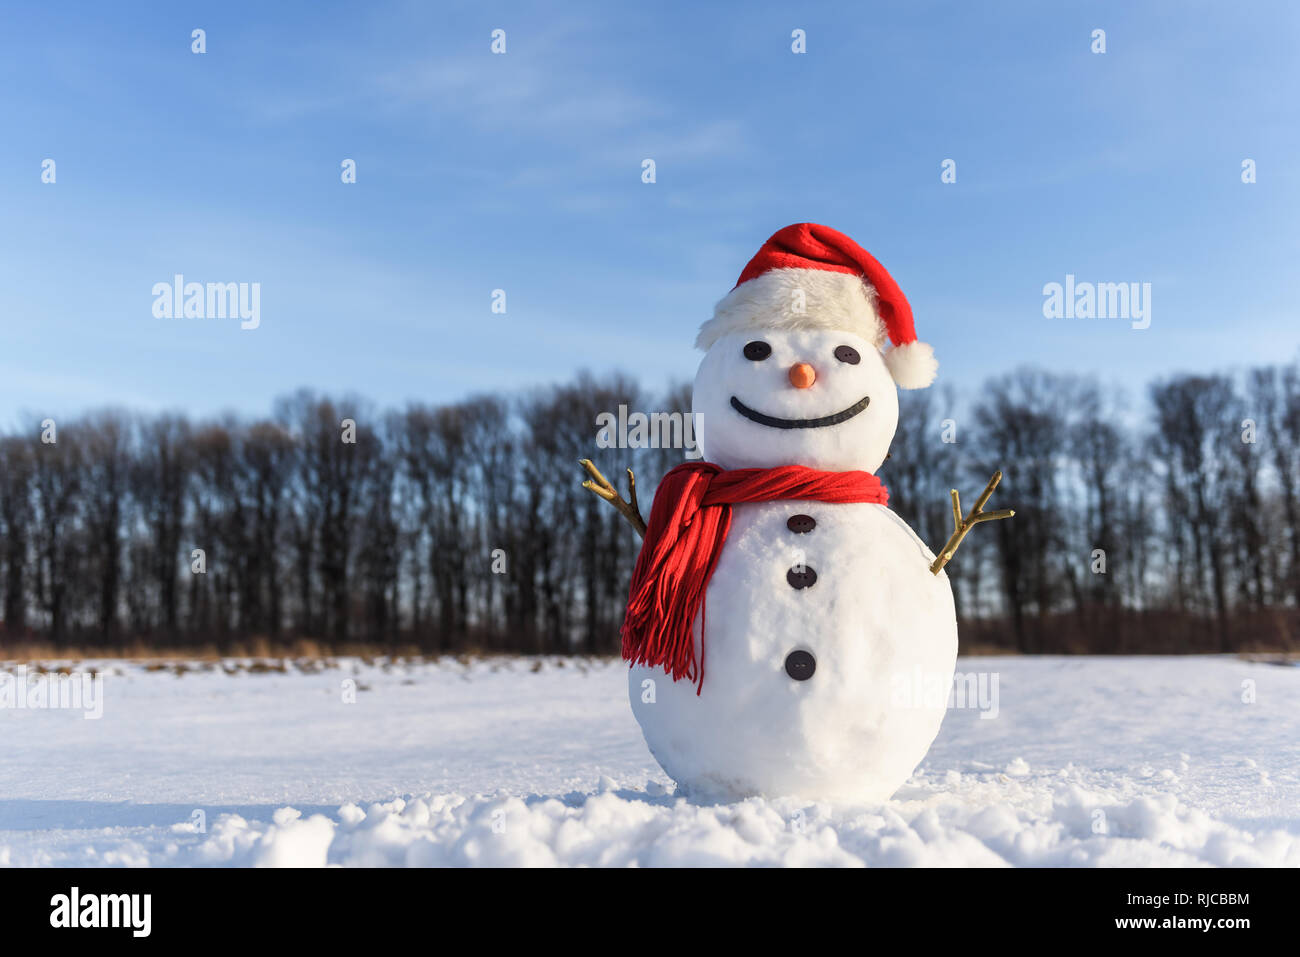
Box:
30, 423, 85, 642
1150, 375, 1236, 650
0, 436, 34, 637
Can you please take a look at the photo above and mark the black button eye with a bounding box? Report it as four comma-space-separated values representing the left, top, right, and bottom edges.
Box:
743, 341, 772, 361
834, 345, 861, 364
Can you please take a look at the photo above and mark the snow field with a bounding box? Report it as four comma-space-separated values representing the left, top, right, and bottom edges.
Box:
2, 655, 1297, 866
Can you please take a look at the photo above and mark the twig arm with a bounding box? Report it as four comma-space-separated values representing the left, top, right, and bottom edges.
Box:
580, 459, 647, 538
929, 470, 1014, 575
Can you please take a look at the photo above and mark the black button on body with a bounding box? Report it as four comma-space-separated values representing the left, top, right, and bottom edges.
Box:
786, 514, 816, 533
786, 565, 817, 589
785, 650, 816, 681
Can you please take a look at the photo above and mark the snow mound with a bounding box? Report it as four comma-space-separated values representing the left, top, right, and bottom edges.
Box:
177, 771, 1299, 867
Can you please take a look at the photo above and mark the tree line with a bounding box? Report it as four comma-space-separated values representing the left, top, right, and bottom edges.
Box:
890, 362, 1300, 653
1, 358, 1297, 656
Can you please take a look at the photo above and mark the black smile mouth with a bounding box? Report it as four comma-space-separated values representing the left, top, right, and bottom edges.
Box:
729, 394, 871, 430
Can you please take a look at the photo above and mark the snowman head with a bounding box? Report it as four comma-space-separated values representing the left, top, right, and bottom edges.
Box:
692, 223, 937, 472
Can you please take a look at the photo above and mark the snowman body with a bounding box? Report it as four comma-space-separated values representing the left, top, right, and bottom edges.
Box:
626, 304, 957, 802
629, 500, 955, 802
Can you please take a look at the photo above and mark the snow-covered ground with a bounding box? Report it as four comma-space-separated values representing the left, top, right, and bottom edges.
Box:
2, 654, 1297, 867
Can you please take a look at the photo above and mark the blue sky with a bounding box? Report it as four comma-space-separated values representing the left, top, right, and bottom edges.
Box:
2, 0, 1297, 421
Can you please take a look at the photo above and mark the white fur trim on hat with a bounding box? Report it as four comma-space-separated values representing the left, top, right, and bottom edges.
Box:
695, 268, 886, 352
883, 340, 938, 389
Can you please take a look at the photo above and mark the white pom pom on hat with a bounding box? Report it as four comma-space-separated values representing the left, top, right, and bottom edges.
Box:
696, 223, 938, 389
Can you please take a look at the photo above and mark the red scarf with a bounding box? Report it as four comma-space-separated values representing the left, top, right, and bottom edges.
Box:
621, 462, 889, 692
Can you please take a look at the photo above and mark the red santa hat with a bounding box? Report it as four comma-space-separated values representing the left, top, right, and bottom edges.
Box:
695, 223, 937, 389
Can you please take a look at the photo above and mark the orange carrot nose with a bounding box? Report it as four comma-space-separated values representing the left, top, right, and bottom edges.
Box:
789, 362, 817, 389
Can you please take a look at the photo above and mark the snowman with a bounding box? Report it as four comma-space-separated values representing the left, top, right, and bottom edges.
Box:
581, 223, 1011, 803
